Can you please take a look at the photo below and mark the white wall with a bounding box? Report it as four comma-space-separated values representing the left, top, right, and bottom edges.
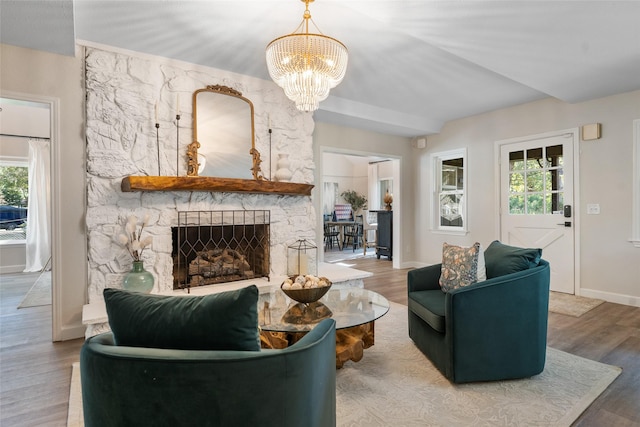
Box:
416, 90, 640, 306
0, 101, 50, 137
323, 152, 358, 197
322, 153, 369, 208
1, 43, 87, 340
0, 135, 32, 157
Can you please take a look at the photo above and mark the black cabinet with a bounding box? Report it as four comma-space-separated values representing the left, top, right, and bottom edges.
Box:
374, 210, 392, 260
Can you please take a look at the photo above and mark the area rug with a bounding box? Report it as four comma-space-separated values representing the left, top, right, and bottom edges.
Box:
335, 302, 620, 427
17, 270, 51, 308
67, 302, 621, 427
549, 291, 605, 317
67, 363, 83, 427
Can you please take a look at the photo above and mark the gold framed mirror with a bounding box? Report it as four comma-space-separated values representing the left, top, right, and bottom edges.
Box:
187, 85, 264, 180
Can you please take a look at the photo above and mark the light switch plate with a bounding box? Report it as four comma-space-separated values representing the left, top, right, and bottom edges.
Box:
587, 204, 600, 214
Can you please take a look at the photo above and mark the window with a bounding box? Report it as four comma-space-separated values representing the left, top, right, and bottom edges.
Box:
432, 149, 466, 233
0, 161, 29, 241
507, 145, 564, 215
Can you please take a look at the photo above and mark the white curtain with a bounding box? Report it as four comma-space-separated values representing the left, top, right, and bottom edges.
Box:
323, 182, 338, 216
24, 138, 51, 272
368, 163, 379, 211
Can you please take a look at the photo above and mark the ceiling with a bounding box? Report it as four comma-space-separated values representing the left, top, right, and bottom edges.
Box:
2, 1, 640, 137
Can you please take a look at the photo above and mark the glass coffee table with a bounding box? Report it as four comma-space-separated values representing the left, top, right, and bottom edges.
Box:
258, 285, 390, 368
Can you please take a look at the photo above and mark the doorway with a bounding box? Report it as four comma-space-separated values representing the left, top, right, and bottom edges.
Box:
320, 150, 401, 267
497, 129, 579, 294
0, 96, 55, 333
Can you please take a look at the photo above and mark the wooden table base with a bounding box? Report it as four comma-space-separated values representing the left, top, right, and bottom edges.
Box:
260, 321, 376, 368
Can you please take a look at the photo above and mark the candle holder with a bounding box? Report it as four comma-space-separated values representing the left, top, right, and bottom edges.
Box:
268, 126, 273, 181
287, 239, 317, 276
175, 114, 181, 176
155, 122, 160, 175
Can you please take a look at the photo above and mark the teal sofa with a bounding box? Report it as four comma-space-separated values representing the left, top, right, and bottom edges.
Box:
407, 244, 550, 384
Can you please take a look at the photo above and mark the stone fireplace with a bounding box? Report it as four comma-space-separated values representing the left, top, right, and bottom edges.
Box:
84, 46, 317, 305
173, 210, 270, 290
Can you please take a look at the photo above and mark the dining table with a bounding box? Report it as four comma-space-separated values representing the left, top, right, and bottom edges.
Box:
325, 220, 356, 250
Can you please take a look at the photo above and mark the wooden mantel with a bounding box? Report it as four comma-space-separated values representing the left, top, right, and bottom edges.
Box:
121, 176, 314, 196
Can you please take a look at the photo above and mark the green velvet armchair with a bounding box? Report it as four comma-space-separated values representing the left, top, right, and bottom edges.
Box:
81, 318, 337, 427
407, 259, 550, 383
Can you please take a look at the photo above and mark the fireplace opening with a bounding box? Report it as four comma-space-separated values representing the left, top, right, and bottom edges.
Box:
172, 210, 270, 290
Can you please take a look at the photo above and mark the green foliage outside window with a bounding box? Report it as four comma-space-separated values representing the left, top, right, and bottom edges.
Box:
0, 166, 29, 206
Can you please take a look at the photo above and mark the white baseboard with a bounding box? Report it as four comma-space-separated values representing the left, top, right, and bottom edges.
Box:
54, 323, 86, 342
0, 264, 26, 274
400, 261, 432, 269
579, 288, 640, 308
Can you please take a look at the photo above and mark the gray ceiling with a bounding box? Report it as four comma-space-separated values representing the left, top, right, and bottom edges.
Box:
2, 1, 640, 137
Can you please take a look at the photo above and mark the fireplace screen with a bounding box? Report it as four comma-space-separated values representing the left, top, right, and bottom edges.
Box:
173, 210, 270, 290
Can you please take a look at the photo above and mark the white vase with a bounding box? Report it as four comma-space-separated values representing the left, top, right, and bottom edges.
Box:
274, 153, 292, 182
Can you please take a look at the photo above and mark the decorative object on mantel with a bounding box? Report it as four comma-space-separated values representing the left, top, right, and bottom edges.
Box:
287, 239, 317, 276
265, 0, 348, 112
384, 190, 393, 211
154, 103, 161, 175
187, 85, 264, 181
121, 176, 313, 196
274, 153, 292, 182
118, 215, 154, 293
175, 95, 181, 177
268, 116, 273, 180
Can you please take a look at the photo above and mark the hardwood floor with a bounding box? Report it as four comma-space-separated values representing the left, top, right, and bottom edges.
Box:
0, 272, 83, 427
1, 259, 638, 426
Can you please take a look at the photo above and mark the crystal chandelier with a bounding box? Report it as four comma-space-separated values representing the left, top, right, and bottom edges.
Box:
265, 0, 348, 112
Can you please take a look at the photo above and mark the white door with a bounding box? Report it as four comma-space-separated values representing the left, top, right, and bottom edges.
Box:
499, 131, 576, 294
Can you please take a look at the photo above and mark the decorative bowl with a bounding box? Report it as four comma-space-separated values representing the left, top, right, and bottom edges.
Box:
280, 276, 332, 304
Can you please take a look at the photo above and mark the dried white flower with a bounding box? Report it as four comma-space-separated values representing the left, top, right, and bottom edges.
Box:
125, 222, 136, 235
118, 215, 152, 262
131, 240, 141, 252
140, 236, 153, 248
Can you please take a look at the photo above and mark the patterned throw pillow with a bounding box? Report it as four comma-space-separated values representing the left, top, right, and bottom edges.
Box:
439, 242, 483, 292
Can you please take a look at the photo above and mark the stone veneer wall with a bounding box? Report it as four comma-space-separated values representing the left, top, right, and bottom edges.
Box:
85, 46, 316, 304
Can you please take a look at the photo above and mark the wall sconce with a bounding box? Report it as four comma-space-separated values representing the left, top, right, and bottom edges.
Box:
287, 239, 317, 276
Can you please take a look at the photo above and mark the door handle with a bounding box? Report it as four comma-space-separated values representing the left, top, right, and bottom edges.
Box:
556, 221, 571, 227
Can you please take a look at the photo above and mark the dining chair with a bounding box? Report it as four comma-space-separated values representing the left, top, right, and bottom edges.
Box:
324, 222, 341, 250
363, 210, 378, 255
342, 215, 363, 252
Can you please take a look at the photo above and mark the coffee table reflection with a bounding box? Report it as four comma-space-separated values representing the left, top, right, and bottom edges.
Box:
258, 285, 390, 368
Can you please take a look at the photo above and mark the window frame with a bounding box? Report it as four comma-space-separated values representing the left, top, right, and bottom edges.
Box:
431, 148, 467, 235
